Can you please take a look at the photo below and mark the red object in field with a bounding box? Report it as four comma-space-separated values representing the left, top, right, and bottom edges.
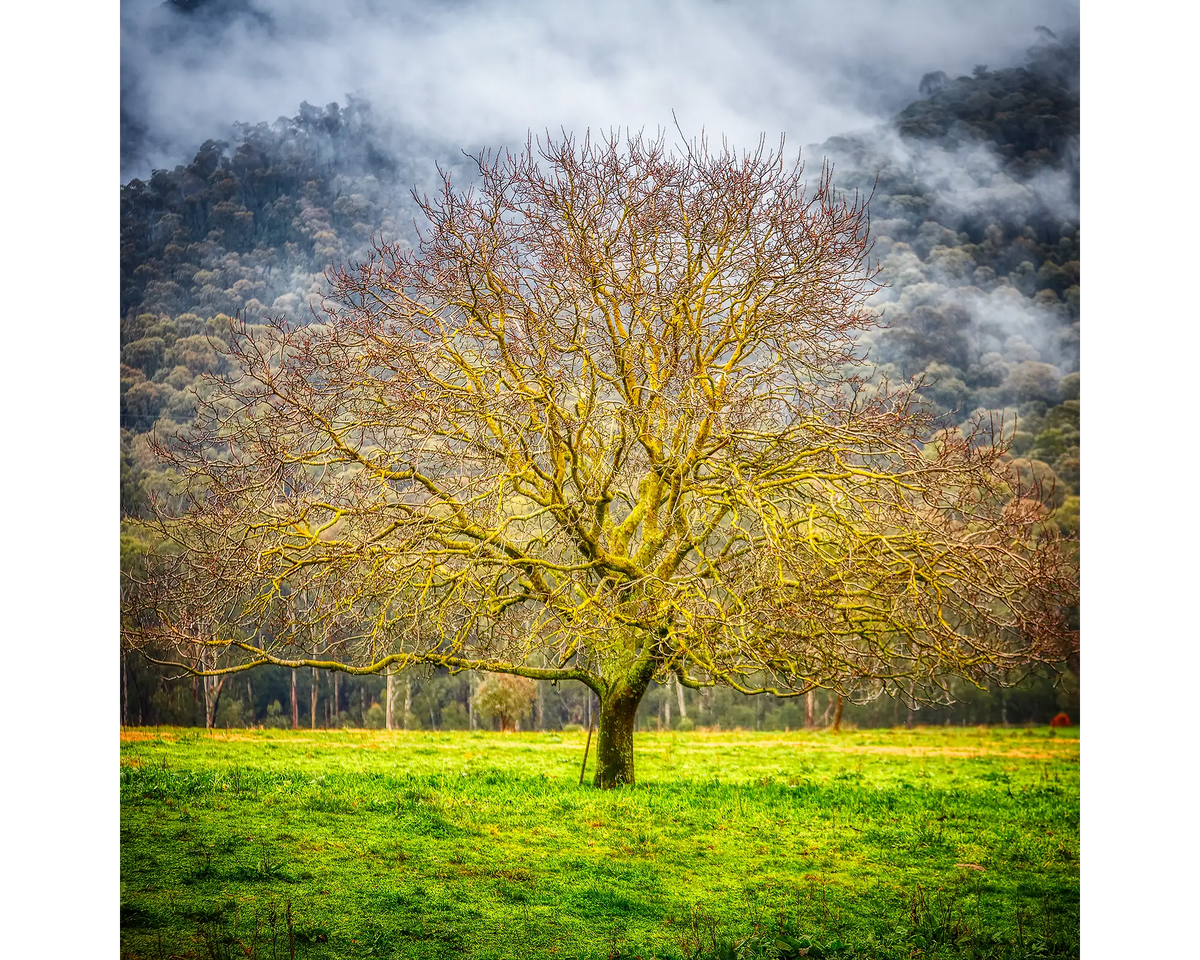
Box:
1050, 712, 1072, 727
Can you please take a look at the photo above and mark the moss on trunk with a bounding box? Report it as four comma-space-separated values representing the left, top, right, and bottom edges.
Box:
593, 662, 654, 788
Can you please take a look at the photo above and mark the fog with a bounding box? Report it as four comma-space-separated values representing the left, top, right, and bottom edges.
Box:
122, 0, 1079, 179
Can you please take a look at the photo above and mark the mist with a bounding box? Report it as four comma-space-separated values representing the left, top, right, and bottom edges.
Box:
121, 0, 1079, 180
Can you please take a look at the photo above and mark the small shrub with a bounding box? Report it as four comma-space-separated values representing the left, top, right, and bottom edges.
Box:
364, 702, 385, 729
441, 700, 469, 730
215, 697, 248, 729
262, 700, 290, 729
676, 717, 695, 732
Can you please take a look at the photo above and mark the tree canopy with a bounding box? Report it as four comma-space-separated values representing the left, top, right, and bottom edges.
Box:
126, 130, 1077, 786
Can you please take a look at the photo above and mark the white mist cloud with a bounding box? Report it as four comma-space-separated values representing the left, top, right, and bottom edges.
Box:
824, 128, 1080, 226
121, 0, 1079, 178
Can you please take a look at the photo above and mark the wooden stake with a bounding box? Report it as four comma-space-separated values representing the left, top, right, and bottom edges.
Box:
579, 717, 595, 786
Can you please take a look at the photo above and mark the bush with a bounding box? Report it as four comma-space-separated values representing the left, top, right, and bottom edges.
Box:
364, 702, 385, 729
560, 723, 585, 734
150, 687, 201, 726
262, 699, 290, 729
440, 701, 469, 730
723, 704, 756, 729
215, 697, 248, 729
675, 717, 695, 732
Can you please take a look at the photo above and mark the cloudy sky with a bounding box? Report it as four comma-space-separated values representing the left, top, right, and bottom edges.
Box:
121, 0, 1079, 178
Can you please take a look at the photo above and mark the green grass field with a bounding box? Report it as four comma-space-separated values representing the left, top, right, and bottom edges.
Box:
120, 726, 1079, 959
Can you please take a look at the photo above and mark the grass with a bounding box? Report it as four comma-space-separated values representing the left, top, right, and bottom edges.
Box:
120, 725, 1079, 959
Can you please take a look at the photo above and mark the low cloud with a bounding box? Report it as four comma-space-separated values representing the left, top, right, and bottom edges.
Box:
122, 0, 1079, 178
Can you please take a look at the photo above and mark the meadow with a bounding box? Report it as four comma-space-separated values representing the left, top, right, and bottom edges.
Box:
119, 726, 1079, 959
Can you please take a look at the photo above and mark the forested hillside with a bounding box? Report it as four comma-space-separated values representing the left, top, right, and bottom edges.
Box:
820, 31, 1079, 522
120, 30, 1079, 730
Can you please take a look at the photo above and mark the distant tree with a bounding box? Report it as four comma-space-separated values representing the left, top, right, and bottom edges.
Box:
1007, 361, 1062, 404
1006, 457, 1066, 510
122, 381, 167, 425
918, 71, 949, 96
126, 131, 1078, 787
122, 337, 167, 375
474, 675, 537, 732
164, 335, 227, 376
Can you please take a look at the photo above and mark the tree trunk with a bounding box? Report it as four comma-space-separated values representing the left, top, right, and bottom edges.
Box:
203, 679, 213, 730
664, 680, 672, 728
403, 674, 412, 730
675, 674, 687, 719
593, 663, 654, 788
122, 643, 129, 729
332, 672, 339, 725
132, 668, 142, 726
311, 667, 318, 730
832, 695, 844, 733
468, 672, 476, 730
360, 685, 367, 726
291, 670, 299, 729
203, 676, 225, 730
536, 681, 544, 731
386, 671, 395, 730
805, 690, 815, 729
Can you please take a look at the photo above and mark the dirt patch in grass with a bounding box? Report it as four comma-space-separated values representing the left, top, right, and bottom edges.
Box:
119, 727, 1077, 763
664, 737, 1074, 761
121, 729, 351, 744
821, 743, 1069, 761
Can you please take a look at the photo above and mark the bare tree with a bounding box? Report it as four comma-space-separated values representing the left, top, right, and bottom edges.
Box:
126, 131, 1077, 787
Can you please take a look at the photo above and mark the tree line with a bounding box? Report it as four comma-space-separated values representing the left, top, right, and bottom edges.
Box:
122, 657, 1075, 733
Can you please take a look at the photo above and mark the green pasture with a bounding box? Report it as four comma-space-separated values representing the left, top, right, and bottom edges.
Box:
120, 726, 1079, 959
